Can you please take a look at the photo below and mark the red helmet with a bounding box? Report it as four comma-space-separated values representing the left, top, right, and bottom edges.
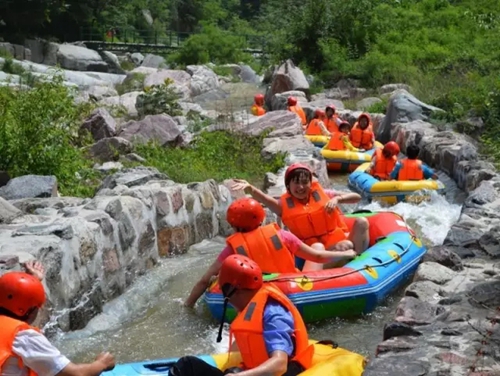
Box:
384, 141, 400, 156
287, 96, 297, 106
314, 109, 325, 118
284, 163, 312, 186
326, 105, 336, 113
219, 255, 262, 296
0, 272, 45, 317
227, 198, 265, 231
254, 94, 264, 105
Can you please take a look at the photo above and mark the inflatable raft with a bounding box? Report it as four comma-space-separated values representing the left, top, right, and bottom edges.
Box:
348, 163, 446, 205
320, 141, 384, 172
204, 210, 426, 323
305, 134, 329, 147
102, 341, 365, 376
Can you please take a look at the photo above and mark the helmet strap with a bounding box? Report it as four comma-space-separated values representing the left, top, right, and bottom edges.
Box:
216, 286, 237, 343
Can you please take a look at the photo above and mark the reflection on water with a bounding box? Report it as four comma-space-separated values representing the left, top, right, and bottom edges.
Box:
53, 172, 463, 364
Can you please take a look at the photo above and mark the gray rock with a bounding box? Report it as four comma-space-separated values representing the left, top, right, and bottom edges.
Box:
56, 44, 108, 72
0, 175, 58, 200
186, 65, 220, 97
414, 262, 457, 285
379, 83, 411, 95
0, 197, 22, 223
98, 166, 168, 190
118, 114, 183, 147
141, 54, 167, 69
356, 97, 383, 111
89, 137, 133, 162
80, 108, 117, 141
269, 59, 310, 99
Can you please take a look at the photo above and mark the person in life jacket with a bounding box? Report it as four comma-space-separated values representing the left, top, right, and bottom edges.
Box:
305, 109, 330, 136
287, 96, 307, 126
172, 255, 314, 376
324, 105, 342, 133
251, 94, 266, 116
0, 261, 115, 376
366, 141, 400, 180
184, 198, 356, 308
352, 113, 374, 132
325, 121, 360, 152
231, 164, 370, 256
390, 144, 438, 181
349, 113, 375, 151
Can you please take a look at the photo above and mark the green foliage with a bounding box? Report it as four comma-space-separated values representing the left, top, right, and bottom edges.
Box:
136, 79, 183, 118
365, 99, 388, 114
134, 130, 286, 185
0, 77, 99, 197
169, 24, 252, 66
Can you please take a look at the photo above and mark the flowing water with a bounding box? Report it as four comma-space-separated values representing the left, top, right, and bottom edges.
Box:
53, 171, 464, 364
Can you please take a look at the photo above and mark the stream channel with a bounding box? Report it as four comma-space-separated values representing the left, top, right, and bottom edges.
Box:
52, 171, 466, 364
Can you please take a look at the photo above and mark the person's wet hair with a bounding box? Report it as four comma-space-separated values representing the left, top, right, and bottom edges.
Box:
285, 168, 312, 188
339, 122, 351, 132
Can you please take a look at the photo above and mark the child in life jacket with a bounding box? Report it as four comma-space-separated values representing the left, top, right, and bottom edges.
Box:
350, 113, 375, 151
0, 261, 115, 376
174, 255, 317, 376
231, 164, 370, 256
251, 94, 266, 116
305, 109, 330, 135
390, 144, 438, 181
324, 105, 342, 133
184, 198, 356, 308
287, 96, 307, 126
367, 141, 400, 180
325, 121, 360, 151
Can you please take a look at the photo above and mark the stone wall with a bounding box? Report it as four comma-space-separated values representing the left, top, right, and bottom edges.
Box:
364, 91, 500, 376
0, 167, 234, 331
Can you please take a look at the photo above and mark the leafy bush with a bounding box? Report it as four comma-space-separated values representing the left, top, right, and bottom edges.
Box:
115, 72, 146, 95
135, 79, 183, 118
169, 24, 253, 66
0, 76, 99, 197
134, 130, 286, 185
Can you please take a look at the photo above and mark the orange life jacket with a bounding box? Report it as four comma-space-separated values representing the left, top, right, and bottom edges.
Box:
325, 116, 339, 133
280, 182, 348, 248
371, 148, 397, 180
230, 284, 314, 370
305, 119, 323, 135
350, 128, 374, 150
352, 121, 373, 132
325, 132, 347, 151
0, 315, 39, 376
398, 159, 424, 181
226, 223, 298, 273
251, 105, 266, 116
289, 105, 307, 125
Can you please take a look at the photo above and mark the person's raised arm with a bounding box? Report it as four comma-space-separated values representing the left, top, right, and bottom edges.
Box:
231, 179, 282, 216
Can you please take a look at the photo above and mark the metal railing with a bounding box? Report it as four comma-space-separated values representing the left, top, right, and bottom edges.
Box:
79, 26, 265, 52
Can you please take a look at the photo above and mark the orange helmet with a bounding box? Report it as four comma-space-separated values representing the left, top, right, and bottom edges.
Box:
219, 255, 262, 297
287, 96, 297, 106
314, 109, 325, 118
383, 141, 400, 156
0, 272, 45, 317
227, 198, 265, 232
254, 94, 264, 105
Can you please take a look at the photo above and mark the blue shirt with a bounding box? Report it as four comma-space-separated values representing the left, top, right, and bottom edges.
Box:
390, 159, 435, 180
262, 299, 294, 356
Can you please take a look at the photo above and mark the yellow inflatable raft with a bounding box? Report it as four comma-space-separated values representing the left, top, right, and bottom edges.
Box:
348, 163, 446, 205
320, 141, 384, 173
305, 134, 329, 147
103, 340, 366, 375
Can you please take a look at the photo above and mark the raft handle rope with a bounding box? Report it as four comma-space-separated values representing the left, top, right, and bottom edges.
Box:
266, 211, 420, 284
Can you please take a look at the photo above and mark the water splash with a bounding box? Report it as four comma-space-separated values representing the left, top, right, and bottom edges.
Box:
362, 191, 462, 245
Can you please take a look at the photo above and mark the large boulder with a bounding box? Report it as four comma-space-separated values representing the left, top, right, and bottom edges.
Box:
377, 89, 444, 143
56, 44, 109, 72
0, 175, 58, 200
0, 197, 22, 224
80, 108, 117, 141
99, 91, 142, 118
186, 65, 220, 97
269, 60, 310, 101
89, 137, 134, 162
118, 114, 183, 147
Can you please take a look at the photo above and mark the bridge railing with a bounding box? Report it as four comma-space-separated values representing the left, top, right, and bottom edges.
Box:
79, 27, 266, 51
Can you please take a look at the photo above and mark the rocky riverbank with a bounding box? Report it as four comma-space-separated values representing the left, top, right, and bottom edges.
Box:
363, 94, 500, 375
